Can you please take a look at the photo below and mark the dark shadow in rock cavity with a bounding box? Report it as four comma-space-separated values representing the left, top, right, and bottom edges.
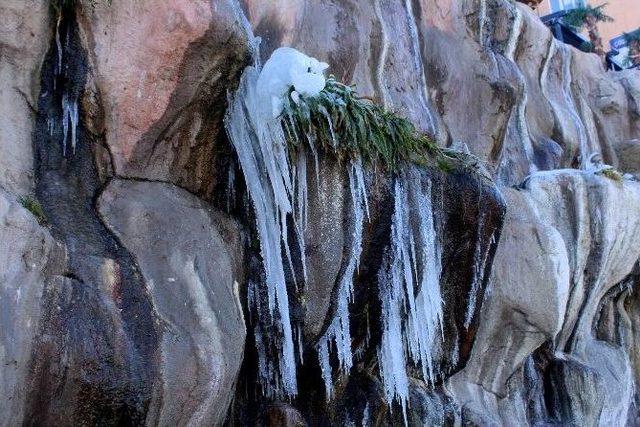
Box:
25, 7, 159, 425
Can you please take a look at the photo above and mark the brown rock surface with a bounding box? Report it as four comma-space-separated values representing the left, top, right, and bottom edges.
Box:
0, 188, 64, 425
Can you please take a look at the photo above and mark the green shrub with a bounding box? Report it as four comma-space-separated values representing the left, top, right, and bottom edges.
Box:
597, 167, 624, 182
280, 77, 458, 172
562, 4, 613, 32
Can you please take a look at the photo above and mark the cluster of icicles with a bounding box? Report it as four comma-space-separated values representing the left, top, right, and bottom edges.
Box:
224, 48, 443, 419
47, 14, 79, 157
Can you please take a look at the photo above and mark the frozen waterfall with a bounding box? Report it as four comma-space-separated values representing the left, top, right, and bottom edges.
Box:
225, 48, 443, 410
378, 172, 443, 422
225, 64, 300, 397
224, 47, 331, 398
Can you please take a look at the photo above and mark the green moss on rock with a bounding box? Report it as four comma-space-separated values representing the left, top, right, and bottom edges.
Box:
18, 196, 47, 225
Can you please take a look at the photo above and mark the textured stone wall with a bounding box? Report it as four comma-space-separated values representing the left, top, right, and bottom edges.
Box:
0, 0, 639, 425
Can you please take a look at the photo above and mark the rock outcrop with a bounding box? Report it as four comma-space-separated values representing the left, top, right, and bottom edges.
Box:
449, 170, 640, 425
76, 0, 251, 198
98, 179, 246, 425
0, 188, 64, 425
0, 0, 639, 425
0, 1, 249, 424
0, 0, 50, 194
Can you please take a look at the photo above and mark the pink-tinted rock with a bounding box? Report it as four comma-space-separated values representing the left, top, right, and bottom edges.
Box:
77, 0, 250, 197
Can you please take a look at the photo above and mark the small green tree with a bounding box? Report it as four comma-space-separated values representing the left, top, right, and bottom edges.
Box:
563, 4, 613, 60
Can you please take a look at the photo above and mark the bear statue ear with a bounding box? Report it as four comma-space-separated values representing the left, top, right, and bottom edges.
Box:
308, 58, 330, 74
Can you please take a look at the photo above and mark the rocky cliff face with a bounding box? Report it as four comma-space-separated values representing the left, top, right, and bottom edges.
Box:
1, 0, 639, 425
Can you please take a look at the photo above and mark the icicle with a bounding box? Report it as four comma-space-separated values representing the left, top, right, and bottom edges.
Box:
297, 323, 304, 365
316, 159, 368, 399
317, 105, 338, 149
61, 93, 78, 156
55, 13, 62, 78
70, 97, 78, 153
226, 166, 236, 213
353, 158, 370, 222
450, 337, 460, 370
294, 149, 309, 282
407, 179, 444, 380
248, 280, 280, 397
225, 66, 300, 397
403, 0, 436, 134
318, 338, 334, 400
378, 254, 410, 424
378, 172, 443, 422
464, 208, 486, 329
362, 403, 371, 426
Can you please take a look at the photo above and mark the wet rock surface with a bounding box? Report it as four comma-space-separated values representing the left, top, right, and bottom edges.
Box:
26, 9, 158, 423
0, 0, 640, 425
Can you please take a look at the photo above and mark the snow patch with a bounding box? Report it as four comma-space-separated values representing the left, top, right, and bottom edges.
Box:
257, 47, 329, 118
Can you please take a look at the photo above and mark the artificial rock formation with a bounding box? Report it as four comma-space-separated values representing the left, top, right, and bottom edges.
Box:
0, 0, 640, 425
98, 179, 246, 425
0, 0, 51, 195
449, 169, 640, 425
0, 188, 64, 425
